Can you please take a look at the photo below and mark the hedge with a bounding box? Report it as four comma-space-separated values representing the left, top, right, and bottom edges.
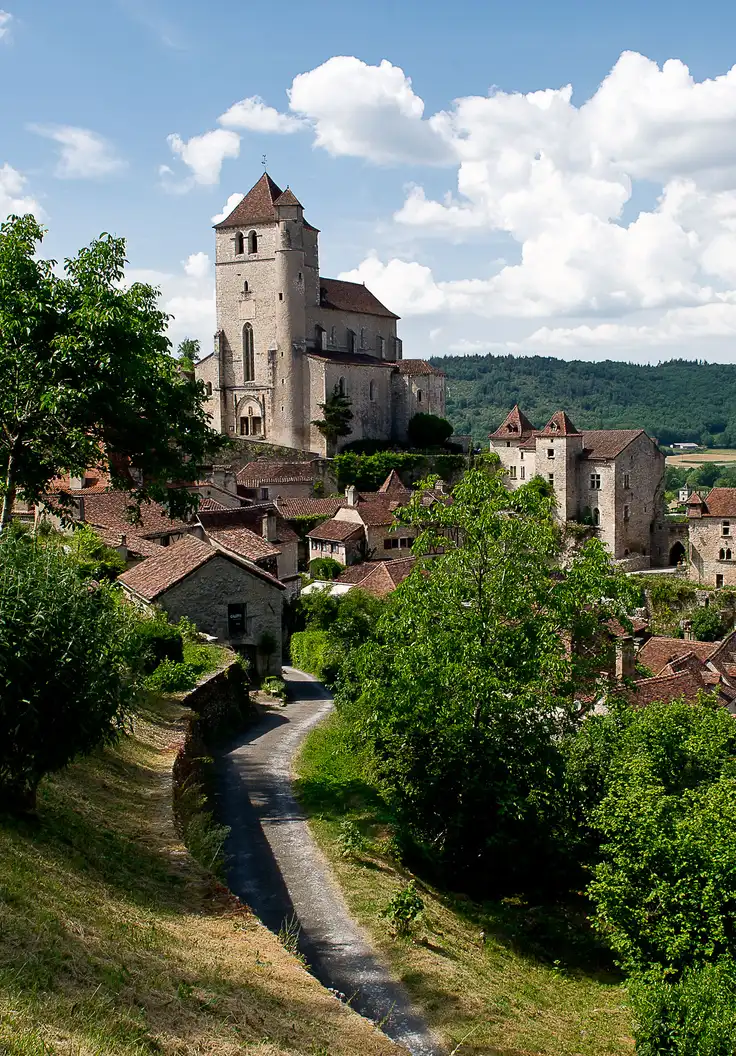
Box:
290, 630, 343, 684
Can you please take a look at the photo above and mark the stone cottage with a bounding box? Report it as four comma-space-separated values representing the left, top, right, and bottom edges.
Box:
687, 488, 736, 587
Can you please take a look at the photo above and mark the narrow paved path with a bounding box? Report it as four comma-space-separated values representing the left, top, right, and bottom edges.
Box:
215, 666, 443, 1056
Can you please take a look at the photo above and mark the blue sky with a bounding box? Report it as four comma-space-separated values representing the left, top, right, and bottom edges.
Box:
5, 0, 736, 362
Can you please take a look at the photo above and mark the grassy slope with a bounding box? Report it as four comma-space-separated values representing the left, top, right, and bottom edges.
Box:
0, 696, 401, 1056
296, 714, 633, 1056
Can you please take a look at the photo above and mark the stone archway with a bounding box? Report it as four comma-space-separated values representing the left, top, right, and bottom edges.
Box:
237, 396, 265, 438
669, 541, 686, 566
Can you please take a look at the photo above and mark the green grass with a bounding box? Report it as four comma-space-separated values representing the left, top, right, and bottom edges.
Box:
295, 713, 634, 1056
0, 696, 402, 1056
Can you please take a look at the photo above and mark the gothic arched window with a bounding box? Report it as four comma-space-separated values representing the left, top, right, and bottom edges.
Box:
243, 280, 249, 294
247, 231, 258, 254
206, 381, 213, 397
243, 324, 255, 382
338, 376, 346, 396
236, 233, 244, 255
593, 507, 600, 526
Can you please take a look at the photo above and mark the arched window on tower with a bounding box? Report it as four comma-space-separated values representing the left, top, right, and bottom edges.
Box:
369, 380, 375, 402
206, 382, 213, 397
243, 324, 255, 382
243, 280, 249, 294
236, 233, 244, 255
338, 376, 346, 396
247, 231, 258, 254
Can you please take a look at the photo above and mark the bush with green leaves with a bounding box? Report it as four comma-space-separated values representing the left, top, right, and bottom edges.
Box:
144, 659, 199, 693
689, 605, 724, 642
309, 556, 343, 580
135, 616, 184, 673
337, 820, 368, 859
289, 629, 343, 684
381, 881, 424, 937
0, 532, 141, 811
629, 961, 736, 1056
407, 412, 453, 449
262, 676, 286, 699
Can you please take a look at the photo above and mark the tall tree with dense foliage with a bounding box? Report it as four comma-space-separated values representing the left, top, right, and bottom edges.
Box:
0, 215, 225, 529
336, 469, 638, 893
311, 386, 353, 452
177, 337, 201, 371
0, 530, 142, 811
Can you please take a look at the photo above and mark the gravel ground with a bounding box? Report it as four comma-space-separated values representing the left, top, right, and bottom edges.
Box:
215, 666, 444, 1056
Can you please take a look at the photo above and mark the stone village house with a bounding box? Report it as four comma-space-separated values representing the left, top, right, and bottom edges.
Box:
195, 173, 446, 454
489, 406, 668, 569
686, 488, 736, 588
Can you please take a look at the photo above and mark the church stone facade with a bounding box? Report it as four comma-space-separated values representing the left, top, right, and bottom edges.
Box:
195, 174, 445, 456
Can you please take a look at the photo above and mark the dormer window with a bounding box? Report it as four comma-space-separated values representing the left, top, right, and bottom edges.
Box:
550, 421, 558, 431
507, 423, 518, 433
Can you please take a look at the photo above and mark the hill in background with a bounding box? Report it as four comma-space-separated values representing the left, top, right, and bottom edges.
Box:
431, 355, 736, 446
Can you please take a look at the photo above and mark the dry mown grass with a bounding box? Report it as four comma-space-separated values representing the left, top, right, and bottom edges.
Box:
296, 714, 634, 1056
0, 696, 402, 1056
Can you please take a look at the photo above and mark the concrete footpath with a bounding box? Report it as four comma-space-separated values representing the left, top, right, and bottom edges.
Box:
214, 666, 443, 1056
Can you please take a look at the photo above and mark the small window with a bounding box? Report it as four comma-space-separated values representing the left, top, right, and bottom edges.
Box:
520, 466, 526, 480
548, 473, 555, 485
624, 504, 630, 522
506, 441, 511, 448
330, 325, 337, 346
377, 335, 385, 358
278, 292, 283, 301
205, 381, 212, 397
315, 324, 327, 350
243, 280, 249, 294
723, 521, 731, 537
509, 466, 517, 480
227, 603, 247, 637
717, 574, 725, 588
547, 448, 555, 459
400, 537, 411, 548
623, 472, 630, 489
247, 230, 258, 254
520, 451, 524, 460
338, 376, 346, 396
348, 330, 356, 353
298, 271, 303, 281
360, 327, 366, 349
369, 380, 375, 401
260, 488, 268, 500
590, 473, 601, 490
417, 389, 422, 403
236, 233, 245, 255
593, 507, 600, 526
729, 549, 733, 561
383, 538, 392, 550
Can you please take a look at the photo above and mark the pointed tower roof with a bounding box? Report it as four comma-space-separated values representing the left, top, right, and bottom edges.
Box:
273, 187, 302, 208
488, 404, 536, 440
214, 173, 284, 229
539, 410, 581, 436
378, 469, 411, 499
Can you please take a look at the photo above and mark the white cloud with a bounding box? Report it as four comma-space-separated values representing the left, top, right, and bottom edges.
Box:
211, 191, 243, 225
218, 96, 304, 134
183, 251, 210, 279
0, 163, 42, 220
0, 11, 11, 39
29, 125, 125, 179
338, 255, 446, 315
166, 129, 240, 188
288, 56, 453, 164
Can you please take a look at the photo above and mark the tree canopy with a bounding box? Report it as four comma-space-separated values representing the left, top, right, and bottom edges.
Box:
0, 215, 226, 529
311, 386, 353, 451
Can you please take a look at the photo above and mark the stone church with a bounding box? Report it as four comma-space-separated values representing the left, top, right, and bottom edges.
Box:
195, 173, 445, 456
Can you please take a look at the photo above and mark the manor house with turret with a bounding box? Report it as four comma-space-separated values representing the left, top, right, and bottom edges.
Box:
195, 174, 445, 455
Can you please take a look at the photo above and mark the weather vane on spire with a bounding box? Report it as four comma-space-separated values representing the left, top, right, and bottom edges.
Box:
262, 154, 267, 171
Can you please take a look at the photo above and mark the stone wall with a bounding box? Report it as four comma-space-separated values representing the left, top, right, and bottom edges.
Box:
688, 518, 736, 587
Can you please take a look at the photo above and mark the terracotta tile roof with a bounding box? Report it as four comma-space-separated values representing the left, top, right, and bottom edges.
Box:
50, 468, 112, 494
337, 563, 376, 585
80, 492, 190, 539
214, 173, 284, 229
198, 497, 228, 512
349, 498, 403, 527
687, 492, 704, 506
207, 525, 281, 562
236, 461, 321, 487
353, 556, 416, 598
393, 359, 444, 376
540, 410, 581, 436
489, 405, 536, 440
276, 497, 347, 518
581, 429, 645, 460
606, 617, 648, 638
378, 470, 411, 499
630, 670, 707, 708
198, 506, 299, 544
306, 349, 394, 368
118, 536, 216, 600
92, 526, 163, 559
698, 488, 736, 517
273, 187, 301, 207
638, 636, 717, 675
307, 519, 364, 543
318, 277, 399, 319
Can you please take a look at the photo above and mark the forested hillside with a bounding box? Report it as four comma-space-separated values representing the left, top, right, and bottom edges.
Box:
432, 355, 736, 446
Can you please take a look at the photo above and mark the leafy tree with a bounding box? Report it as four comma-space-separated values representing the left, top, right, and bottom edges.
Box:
407, 412, 453, 449
309, 556, 343, 580
629, 961, 736, 1056
0, 531, 142, 811
689, 606, 724, 642
177, 337, 201, 371
0, 215, 226, 530
336, 469, 638, 893
311, 386, 353, 452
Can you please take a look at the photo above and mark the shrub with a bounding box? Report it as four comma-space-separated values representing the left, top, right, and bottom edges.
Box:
381, 881, 424, 937
145, 659, 199, 692
0, 533, 141, 811
262, 676, 286, 699
135, 617, 184, 673
407, 413, 453, 449
290, 629, 343, 683
690, 606, 724, 642
337, 820, 368, 859
629, 962, 736, 1056
309, 556, 343, 580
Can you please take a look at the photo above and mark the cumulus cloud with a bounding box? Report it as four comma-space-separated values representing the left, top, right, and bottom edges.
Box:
183, 251, 210, 279
211, 191, 244, 224
218, 96, 305, 134
0, 10, 11, 39
166, 129, 240, 187
29, 125, 125, 179
126, 253, 215, 351
0, 163, 42, 220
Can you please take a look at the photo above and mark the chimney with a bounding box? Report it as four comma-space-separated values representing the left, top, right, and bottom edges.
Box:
345, 484, 358, 507
615, 636, 635, 680
682, 619, 694, 641
435, 479, 446, 494
262, 510, 277, 542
